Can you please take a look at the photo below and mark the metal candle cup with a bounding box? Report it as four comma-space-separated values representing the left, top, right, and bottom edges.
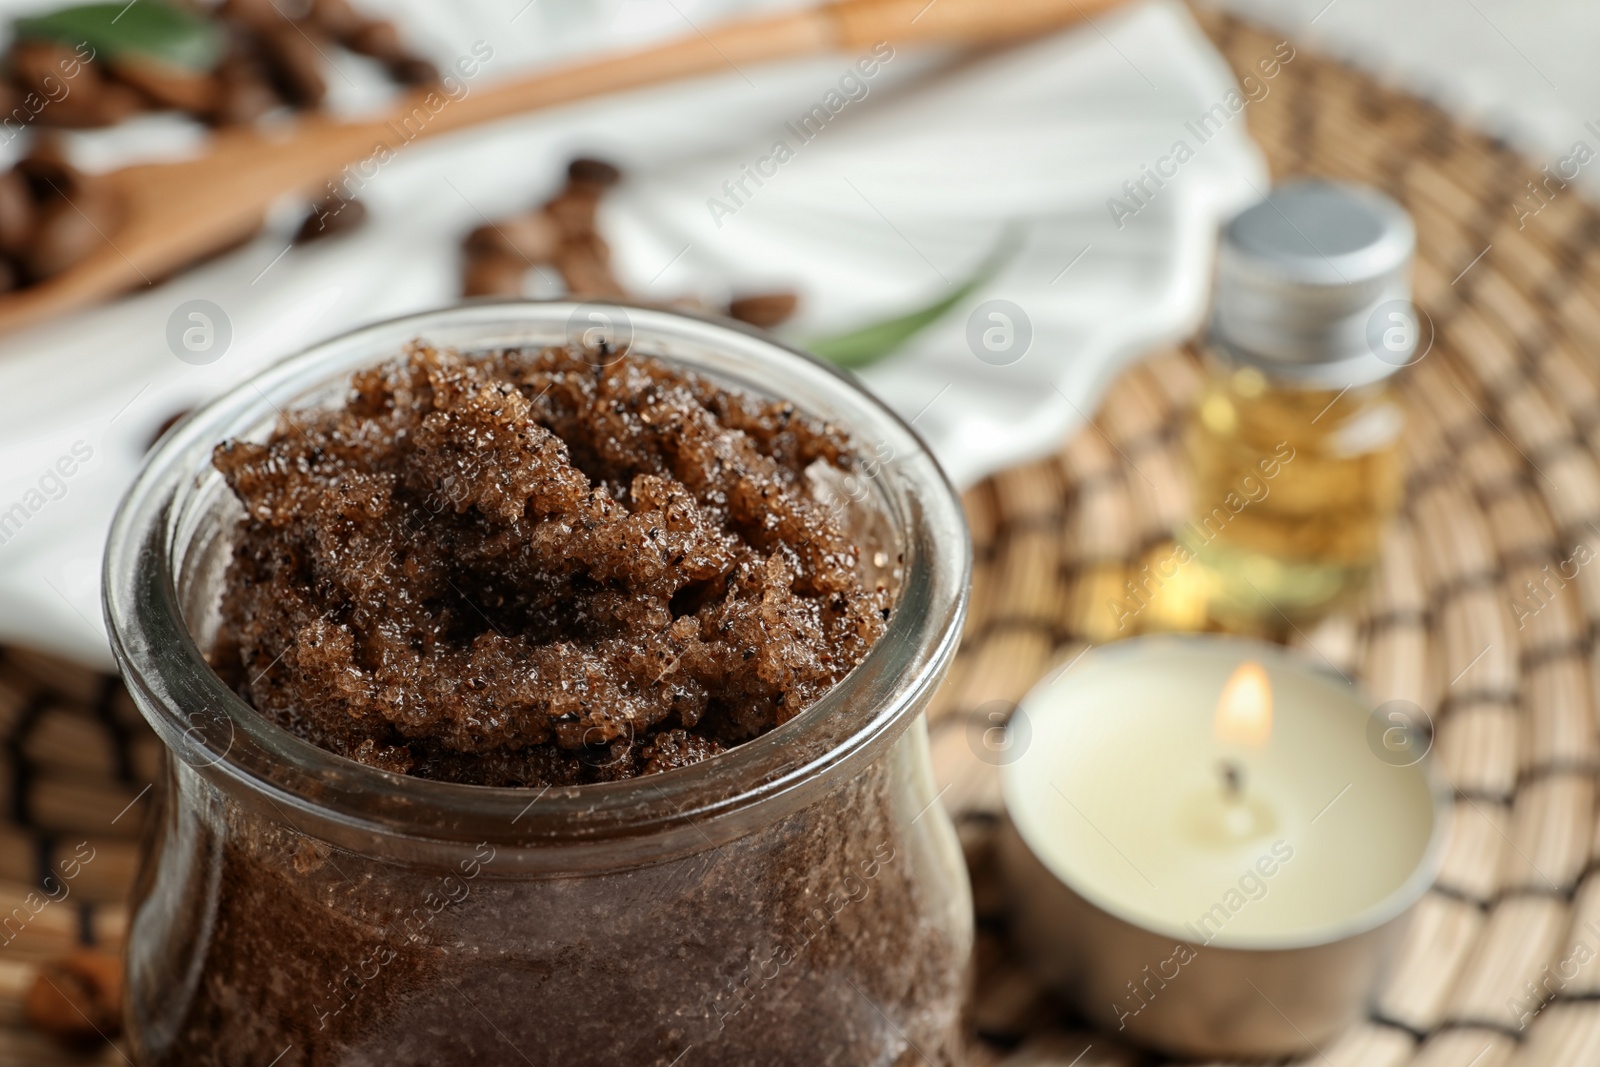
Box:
999, 635, 1450, 1059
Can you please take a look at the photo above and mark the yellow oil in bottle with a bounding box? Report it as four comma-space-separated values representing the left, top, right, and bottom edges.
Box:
1183, 358, 1403, 628
1169, 179, 1417, 632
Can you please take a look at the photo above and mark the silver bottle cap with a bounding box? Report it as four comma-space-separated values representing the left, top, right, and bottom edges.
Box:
1213, 180, 1419, 386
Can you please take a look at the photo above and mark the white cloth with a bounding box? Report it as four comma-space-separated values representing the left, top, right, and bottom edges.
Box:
0, 0, 1265, 666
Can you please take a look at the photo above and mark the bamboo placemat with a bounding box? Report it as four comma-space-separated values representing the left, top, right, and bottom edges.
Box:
5, 6, 1600, 1063
946, 8, 1600, 1065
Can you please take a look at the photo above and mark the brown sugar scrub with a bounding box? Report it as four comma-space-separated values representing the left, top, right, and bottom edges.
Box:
210, 341, 891, 785
126, 746, 968, 1066
107, 304, 973, 1067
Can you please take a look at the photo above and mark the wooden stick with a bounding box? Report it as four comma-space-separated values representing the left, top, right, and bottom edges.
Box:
0, 0, 1128, 336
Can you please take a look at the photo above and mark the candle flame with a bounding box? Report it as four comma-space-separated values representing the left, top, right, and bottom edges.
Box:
1214, 661, 1272, 748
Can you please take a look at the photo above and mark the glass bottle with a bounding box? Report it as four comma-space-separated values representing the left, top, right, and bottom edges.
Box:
1183, 180, 1416, 629
104, 303, 974, 1067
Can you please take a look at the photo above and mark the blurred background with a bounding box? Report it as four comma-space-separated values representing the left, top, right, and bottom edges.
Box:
3, 1, 1600, 1063
0, 0, 1589, 666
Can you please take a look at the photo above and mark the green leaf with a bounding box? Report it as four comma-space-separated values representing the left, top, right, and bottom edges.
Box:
15, 1, 226, 73
804, 227, 1022, 370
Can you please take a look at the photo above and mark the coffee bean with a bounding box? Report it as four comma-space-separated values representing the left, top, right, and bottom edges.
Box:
48, 81, 145, 128
463, 253, 527, 297
113, 55, 220, 113
149, 408, 191, 448
36, 81, 110, 128
344, 19, 404, 62
15, 137, 75, 195
222, 0, 295, 30
309, 0, 366, 39
210, 52, 279, 124
25, 166, 120, 281
728, 292, 800, 329
98, 82, 147, 124
10, 40, 147, 128
295, 195, 366, 243
25, 950, 123, 1050
546, 189, 602, 240
28, 197, 103, 280
10, 40, 77, 100
567, 157, 622, 188
258, 23, 326, 106
389, 55, 439, 86
465, 213, 560, 263
0, 169, 34, 259
556, 234, 626, 299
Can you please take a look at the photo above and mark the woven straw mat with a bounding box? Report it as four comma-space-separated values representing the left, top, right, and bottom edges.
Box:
3, 8, 1598, 1065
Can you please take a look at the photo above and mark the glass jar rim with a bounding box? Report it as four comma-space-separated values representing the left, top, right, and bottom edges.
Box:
103, 301, 970, 851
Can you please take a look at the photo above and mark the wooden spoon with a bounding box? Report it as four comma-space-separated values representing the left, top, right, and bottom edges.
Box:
0, 0, 1126, 336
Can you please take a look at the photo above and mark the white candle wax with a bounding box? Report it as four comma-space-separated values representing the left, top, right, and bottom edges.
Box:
1004, 638, 1441, 948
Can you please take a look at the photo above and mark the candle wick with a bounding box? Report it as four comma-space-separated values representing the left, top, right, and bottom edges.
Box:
1219, 760, 1244, 798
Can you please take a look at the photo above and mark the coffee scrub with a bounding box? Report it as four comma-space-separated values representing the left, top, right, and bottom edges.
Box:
104, 304, 973, 1066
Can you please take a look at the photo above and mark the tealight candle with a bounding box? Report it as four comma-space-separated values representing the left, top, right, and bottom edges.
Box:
1000, 635, 1449, 1059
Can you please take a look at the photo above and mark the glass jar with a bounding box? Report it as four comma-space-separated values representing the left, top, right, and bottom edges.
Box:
104, 302, 973, 1066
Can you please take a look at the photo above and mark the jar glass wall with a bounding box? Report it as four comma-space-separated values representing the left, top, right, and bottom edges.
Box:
103, 302, 973, 1066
